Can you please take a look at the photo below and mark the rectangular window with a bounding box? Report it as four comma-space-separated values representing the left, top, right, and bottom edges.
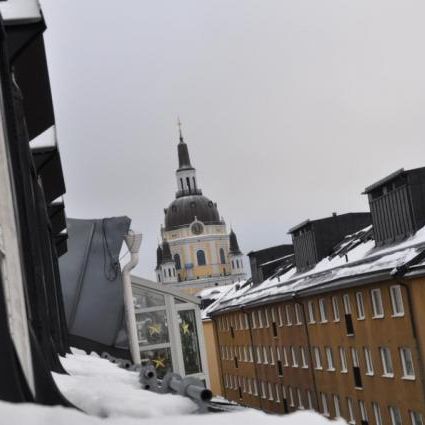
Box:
283, 347, 289, 366
239, 314, 244, 330
261, 381, 267, 399
307, 390, 314, 410
321, 393, 329, 417
308, 301, 316, 323
263, 346, 268, 364
272, 322, 278, 338
400, 347, 415, 379
356, 292, 365, 320
332, 296, 340, 322
410, 411, 424, 425
313, 347, 322, 370
300, 346, 308, 368
256, 346, 262, 364
340, 347, 348, 373
278, 306, 284, 326
244, 314, 249, 329
359, 400, 368, 423
326, 347, 335, 371
334, 395, 341, 418
297, 388, 304, 409
351, 347, 360, 367
343, 294, 352, 315
295, 303, 303, 324
264, 309, 270, 327
380, 347, 394, 377
286, 305, 293, 326
251, 311, 257, 329
289, 387, 295, 407
371, 289, 384, 318
275, 384, 281, 403
390, 285, 404, 316
269, 346, 275, 364
364, 347, 374, 375
268, 382, 274, 401
249, 346, 254, 362
319, 298, 328, 323
253, 380, 258, 396
291, 346, 298, 367
347, 397, 356, 424
389, 406, 403, 425
277, 360, 283, 376
271, 307, 276, 322
372, 403, 383, 425
258, 310, 264, 328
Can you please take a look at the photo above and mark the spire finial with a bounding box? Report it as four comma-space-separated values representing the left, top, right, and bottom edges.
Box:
177, 117, 184, 143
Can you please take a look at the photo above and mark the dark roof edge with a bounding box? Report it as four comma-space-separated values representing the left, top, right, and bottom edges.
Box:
363, 168, 405, 194
247, 243, 293, 257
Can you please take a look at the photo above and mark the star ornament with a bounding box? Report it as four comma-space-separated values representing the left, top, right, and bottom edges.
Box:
152, 357, 166, 369
148, 323, 162, 336
181, 321, 190, 335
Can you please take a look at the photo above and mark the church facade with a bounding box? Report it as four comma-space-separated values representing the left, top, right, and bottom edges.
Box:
155, 126, 246, 295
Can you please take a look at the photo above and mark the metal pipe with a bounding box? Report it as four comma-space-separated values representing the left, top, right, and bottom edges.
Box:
122, 230, 143, 365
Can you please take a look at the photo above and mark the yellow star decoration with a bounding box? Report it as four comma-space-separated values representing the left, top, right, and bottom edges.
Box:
148, 323, 161, 336
181, 321, 190, 335
152, 357, 166, 369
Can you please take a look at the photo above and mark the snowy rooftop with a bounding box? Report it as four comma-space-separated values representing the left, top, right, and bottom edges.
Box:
208, 225, 425, 314
0, 349, 344, 424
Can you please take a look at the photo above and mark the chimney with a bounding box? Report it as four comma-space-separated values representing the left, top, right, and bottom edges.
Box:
363, 167, 425, 246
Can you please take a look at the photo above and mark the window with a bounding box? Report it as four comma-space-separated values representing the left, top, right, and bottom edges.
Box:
351, 347, 360, 367
333, 395, 341, 418
356, 292, 365, 320
321, 393, 329, 417
390, 285, 405, 316
339, 347, 348, 373
268, 383, 274, 401
400, 347, 415, 379
251, 311, 257, 329
275, 384, 281, 403
289, 387, 295, 407
261, 381, 267, 399
347, 397, 355, 424
269, 346, 275, 364
307, 301, 316, 323
291, 346, 298, 367
256, 346, 262, 364
285, 305, 293, 325
325, 347, 335, 371
174, 254, 181, 270
278, 306, 284, 326
364, 347, 374, 375
263, 346, 268, 364
300, 347, 308, 368
410, 411, 424, 425
380, 347, 394, 377
219, 248, 226, 264
343, 294, 352, 315
197, 250, 206, 266
249, 346, 254, 362
313, 347, 322, 370
264, 309, 270, 327
319, 298, 328, 323
371, 289, 384, 318
332, 296, 340, 321
389, 406, 403, 425
295, 303, 303, 324
297, 388, 304, 409
283, 347, 289, 366
307, 390, 314, 410
372, 403, 383, 425
258, 310, 264, 328
359, 400, 368, 424
253, 380, 258, 396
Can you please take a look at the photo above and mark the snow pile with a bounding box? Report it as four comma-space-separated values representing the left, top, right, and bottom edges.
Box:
0, 349, 344, 424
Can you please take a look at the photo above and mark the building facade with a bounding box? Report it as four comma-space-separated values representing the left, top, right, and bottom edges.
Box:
208, 167, 425, 425
155, 125, 246, 295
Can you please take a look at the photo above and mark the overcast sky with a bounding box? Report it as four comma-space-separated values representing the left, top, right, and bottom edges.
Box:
40, 0, 425, 279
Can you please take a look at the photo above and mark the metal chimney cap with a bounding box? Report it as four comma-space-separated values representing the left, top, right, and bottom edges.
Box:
124, 230, 143, 253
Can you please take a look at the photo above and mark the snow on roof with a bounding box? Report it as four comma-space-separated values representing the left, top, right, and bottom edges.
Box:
210, 226, 425, 314
0, 348, 346, 424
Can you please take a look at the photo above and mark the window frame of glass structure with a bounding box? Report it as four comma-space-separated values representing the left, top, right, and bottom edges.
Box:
131, 276, 209, 383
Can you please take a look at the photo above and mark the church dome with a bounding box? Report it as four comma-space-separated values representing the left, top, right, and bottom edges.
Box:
164, 195, 222, 230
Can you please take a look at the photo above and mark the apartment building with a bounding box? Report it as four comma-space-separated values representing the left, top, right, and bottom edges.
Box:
208, 167, 425, 425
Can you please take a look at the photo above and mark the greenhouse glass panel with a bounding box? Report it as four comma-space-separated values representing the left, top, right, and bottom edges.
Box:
136, 310, 169, 346
178, 309, 202, 375
140, 347, 172, 379
134, 290, 165, 308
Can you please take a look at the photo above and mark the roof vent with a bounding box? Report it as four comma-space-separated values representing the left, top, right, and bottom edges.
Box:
288, 213, 371, 273
363, 167, 425, 246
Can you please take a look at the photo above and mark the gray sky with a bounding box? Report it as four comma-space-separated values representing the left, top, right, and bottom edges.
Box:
40, 0, 425, 279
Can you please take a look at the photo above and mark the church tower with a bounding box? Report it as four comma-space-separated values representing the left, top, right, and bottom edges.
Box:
155, 122, 246, 295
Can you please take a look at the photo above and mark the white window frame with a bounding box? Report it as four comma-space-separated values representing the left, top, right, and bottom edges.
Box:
291, 346, 299, 367
390, 285, 405, 317
295, 303, 303, 325
356, 292, 365, 320
359, 400, 368, 423
264, 308, 270, 327
389, 406, 403, 425
321, 393, 329, 417
380, 347, 394, 377
289, 386, 295, 407
333, 394, 341, 418
261, 381, 267, 399
347, 397, 356, 424
307, 390, 314, 410
332, 296, 340, 322
263, 346, 268, 364
364, 347, 374, 376
269, 346, 275, 364
297, 388, 304, 409
300, 346, 308, 368
319, 298, 328, 323
400, 347, 415, 380
278, 306, 284, 326
268, 382, 274, 401
351, 347, 360, 368
410, 411, 424, 425
258, 310, 264, 328
343, 294, 352, 315
326, 347, 335, 371
313, 347, 322, 370
251, 311, 257, 329
275, 383, 281, 403
256, 346, 262, 364
371, 288, 384, 318
373, 402, 383, 425
339, 347, 348, 373
283, 347, 289, 366
285, 305, 293, 326
307, 301, 316, 324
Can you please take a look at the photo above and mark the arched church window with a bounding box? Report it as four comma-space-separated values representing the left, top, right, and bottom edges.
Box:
236, 259, 240, 268
219, 248, 226, 265
197, 250, 206, 266
174, 254, 181, 270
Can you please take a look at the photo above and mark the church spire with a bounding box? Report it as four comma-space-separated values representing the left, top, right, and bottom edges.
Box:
176, 118, 193, 170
